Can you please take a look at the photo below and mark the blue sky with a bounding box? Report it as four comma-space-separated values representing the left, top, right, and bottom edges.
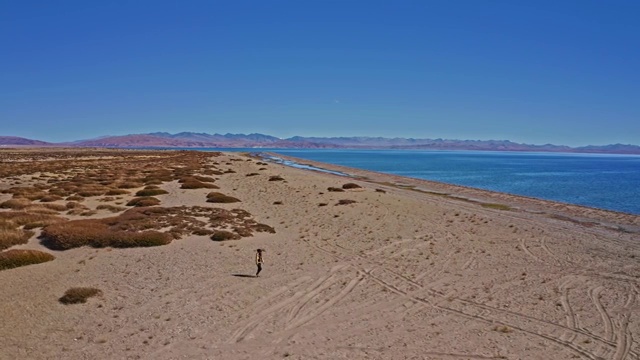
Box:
2, 0, 639, 146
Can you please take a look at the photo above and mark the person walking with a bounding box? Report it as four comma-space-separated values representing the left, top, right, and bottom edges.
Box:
255, 249, 264, 277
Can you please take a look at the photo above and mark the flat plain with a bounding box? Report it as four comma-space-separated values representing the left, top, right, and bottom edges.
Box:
0, 148, 638, 360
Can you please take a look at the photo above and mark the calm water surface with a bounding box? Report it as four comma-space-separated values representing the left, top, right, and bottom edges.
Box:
265, 149, 640, 215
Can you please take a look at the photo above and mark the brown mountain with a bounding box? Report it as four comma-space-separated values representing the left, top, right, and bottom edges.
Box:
0, 136, 52, 146
2, 133, 639, 154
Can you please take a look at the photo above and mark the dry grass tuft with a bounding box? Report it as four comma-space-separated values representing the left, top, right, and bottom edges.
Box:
66, 195, 85, 202
210, 230, 241, 241
0, 249, 55, 270
105, 189, 129, 196
96, 204, 126, 213
180, 178, 219, 189
39, 195, 63, 202
342, 183, 362, 189
135, 189, 169, 197
0, 228, 34, 250
0, 198, 32, 209
59, 287, 102, 305
41, 219, 172, 250
493, 325, 513, 333
206, 192, 241, 203
127, 197, 161, 207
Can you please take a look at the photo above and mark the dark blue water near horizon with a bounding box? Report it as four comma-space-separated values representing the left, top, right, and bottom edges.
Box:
189, 148, 640, 215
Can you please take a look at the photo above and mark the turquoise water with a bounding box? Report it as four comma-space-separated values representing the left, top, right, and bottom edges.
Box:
259, 149, 640, 215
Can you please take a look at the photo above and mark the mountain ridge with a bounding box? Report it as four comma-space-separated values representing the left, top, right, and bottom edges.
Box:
1, 133, 639, 154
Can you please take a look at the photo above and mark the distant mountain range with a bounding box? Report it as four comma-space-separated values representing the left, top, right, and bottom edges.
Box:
1, 132, 640, 154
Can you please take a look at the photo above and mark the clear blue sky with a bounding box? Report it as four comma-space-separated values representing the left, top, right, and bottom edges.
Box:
2, 0, 639, 146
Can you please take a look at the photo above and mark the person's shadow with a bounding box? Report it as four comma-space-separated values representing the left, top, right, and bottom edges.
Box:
232, 273, 256, 278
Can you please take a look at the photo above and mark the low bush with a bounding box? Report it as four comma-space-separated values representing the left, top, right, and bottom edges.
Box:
117, 182, 143, 189
96, 204, 126, 213
105, 189, 129, 196
0, 250, 55, 270
252, 223, 276, 233
206, 192, 241, 203
41, 220, 172, 250
192, 228, 213, 236
40, 195, 63, 202
210, 230, 241, 241
336, 199, 357, 205
327, 187, 344, 192
135, 189, 169, 197
0, 198, 31, 209
0, 228, 34, 250
246, 173, 259, 177
41, 203, 67, 212
180, 178, 219, 189
342, 183, 362, 189
375, 189, 386, 193
66, 195, 85, 202
268, 176, 284, 181
59, 287, 102, 305
126, 197, 161, 207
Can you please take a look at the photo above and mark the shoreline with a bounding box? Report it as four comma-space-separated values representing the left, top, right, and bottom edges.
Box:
263, 151, 640, 233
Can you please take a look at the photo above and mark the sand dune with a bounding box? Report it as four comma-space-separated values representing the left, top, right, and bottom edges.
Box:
0, 150, 638, 360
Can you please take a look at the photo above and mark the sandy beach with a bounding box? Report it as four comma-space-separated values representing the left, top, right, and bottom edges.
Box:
1, 149, 638, 360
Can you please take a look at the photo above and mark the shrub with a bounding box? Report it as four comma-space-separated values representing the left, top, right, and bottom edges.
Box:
0, 228, 34, 250
117, 182, 143, 189
318, 203, 328, 207
0, 198, 31, 210
269, 176, 284, 181
59, 287, 102, 305
0, 250, 55, 270
0, 211, 65, 230
246, 173, 259, 177
210, 230, 240, 241
192, 175, 216, 183
135, 189, 169, 197
41, 203, 67, 212
273, 201, 282, 205
41, 220, 172, 250
180, 178, 219, 189
77, 189, 106, 197
40, 195, 63, 202
336, 199, 357, 205
126, 197, 161, 207
192, 228, 213, 236
327, 187, 344, 192
66, 195, 85, 202
342, 183, 362, 189
252, 223, 276, 233
375, 189, 386, 193
96, 204, 126, 213
106, 189, 129, 196
206, 192, 241, 203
